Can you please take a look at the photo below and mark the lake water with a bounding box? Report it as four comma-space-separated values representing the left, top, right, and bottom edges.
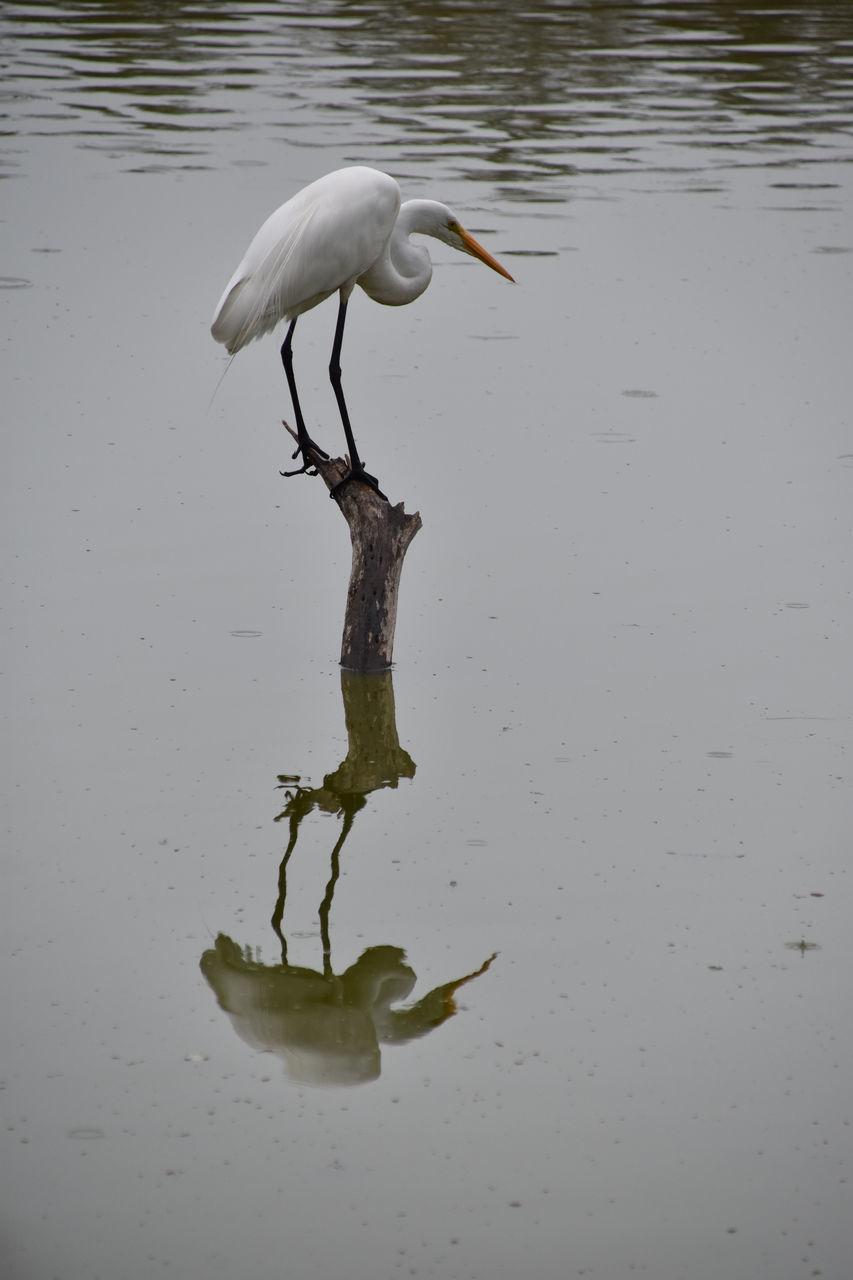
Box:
2, 3, 852, 1278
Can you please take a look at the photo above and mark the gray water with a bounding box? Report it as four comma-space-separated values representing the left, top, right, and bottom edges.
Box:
2, 3, 852, 1278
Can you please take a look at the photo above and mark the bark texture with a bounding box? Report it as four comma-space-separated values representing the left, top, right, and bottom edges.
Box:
287, 429, 422, 671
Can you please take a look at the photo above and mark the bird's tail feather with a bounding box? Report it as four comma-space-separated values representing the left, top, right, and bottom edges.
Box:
211, 202, 319, 354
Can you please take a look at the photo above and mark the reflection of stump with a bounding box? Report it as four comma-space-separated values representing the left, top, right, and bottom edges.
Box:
325, 670, 416, 794
285, 426, 422, 672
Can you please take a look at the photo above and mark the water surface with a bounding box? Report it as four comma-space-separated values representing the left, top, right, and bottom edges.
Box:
2, 4, 852, 1279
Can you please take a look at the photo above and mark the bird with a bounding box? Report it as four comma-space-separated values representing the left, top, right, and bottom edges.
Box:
211, 165, 514, 498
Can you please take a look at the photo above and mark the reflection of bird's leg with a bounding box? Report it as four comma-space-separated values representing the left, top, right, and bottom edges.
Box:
271, 807, 302, 965
328, 295, 387, 501
318, 804, 357, 978
279, 318, 330, 477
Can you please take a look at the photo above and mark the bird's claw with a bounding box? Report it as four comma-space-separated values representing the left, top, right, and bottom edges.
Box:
280, 436, 329, 478
329, 464, 387, 502
280, 460, 316, 478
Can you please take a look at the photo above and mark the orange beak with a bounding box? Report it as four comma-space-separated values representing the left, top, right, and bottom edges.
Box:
457, 225, 515, 282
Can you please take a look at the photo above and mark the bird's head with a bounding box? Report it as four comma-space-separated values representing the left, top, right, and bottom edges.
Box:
414, 201, 514, 282
440, 214, 515, 282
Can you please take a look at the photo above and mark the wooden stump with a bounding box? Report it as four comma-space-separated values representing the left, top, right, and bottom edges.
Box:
286, 427, 422, 672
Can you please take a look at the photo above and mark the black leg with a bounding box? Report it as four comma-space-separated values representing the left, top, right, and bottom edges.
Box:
328, 295, 386, 500
279, 318, 329, 476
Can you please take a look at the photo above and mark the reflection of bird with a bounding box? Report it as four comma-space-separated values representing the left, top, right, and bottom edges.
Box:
211, 165, 514, 496
201, 935, 496, 1087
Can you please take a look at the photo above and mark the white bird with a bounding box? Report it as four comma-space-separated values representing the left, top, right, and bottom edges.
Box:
211, 165, 514, 498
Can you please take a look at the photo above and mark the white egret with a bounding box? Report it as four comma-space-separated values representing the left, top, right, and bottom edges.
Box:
211, 166, 514, 497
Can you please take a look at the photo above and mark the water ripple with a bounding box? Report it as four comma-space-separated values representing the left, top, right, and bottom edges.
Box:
2, 1, 852, 196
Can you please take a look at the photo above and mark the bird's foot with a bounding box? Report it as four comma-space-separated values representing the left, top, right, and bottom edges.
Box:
280, 436, 329, 478
329, 463, 387, 502
281, 456, 319, 477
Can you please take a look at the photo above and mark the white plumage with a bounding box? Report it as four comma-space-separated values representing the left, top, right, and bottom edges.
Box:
211, 165, 513, 494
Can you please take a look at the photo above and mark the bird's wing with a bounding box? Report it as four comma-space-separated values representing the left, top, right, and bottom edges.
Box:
265, 172, 401, 315
211, 168, 402, 354
211, 198, 321, 353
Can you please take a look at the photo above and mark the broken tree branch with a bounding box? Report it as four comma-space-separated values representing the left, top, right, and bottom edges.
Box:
283, 423, 422, 672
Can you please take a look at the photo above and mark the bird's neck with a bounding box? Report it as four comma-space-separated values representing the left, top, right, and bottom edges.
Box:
357, 200, 437, 307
